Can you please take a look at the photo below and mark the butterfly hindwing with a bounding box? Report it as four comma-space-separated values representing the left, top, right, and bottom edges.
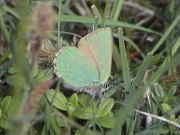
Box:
54, 47, 99, 89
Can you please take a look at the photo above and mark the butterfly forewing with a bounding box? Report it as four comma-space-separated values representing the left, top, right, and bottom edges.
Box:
54, 47, 99, 89
78, 28, 113, 84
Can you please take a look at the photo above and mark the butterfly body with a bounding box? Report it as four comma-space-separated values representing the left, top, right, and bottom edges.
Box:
53, 28, 113, 95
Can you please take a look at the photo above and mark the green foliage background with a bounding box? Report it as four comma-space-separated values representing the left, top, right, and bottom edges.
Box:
0, 0, 180, 135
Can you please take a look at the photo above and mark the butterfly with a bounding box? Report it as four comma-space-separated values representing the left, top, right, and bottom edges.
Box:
53, 28, 113, 97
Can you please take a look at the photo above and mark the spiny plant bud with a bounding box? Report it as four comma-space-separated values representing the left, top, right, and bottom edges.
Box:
30, 2, 57, 38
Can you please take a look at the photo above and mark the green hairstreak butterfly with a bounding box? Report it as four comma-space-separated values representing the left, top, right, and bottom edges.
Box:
53, 28, 113, 96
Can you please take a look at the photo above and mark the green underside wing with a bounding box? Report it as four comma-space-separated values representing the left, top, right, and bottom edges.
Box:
53, 28, 113, 90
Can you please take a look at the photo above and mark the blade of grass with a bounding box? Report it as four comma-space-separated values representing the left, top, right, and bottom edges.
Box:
129, 53, 153, 92
149, 37, 180, 85
102, 0, 110, 26
60, 15, 161, 35
105, 19, 161, 35
13, 0, 30, 113
57, 0, 62, 50
127, 112, 137, 135
112, 45, 121, 71
0, 17, 10, 44
53, 1, 76, 15
110, 0, 124, 20
0, 17, 11, 64
3, 5, 20, 19
151, 15, 180, 54
9, 1, 30, 134
118, 28, 131, 92
171, 37, 180, 55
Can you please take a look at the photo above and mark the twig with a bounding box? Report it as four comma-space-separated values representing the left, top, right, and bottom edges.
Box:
135, 109, 180, 129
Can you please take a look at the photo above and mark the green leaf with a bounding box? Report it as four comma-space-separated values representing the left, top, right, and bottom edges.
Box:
0, 118, 11, 129
74, 129, 101, 135
78, 95, 91, 107
3, 6, 20, 19
35, 69, 54, 83
51, 116, 63, 135
32, 62, 38, 78
0, 96, 11, 114
53, 115, 64, 127
129, 53, 153, 92
151, 15, 180, 54
118, 28, 131, 92
67, 93, 78, 115
5, 75, 27, 88
167, 85, 177, 97
96, 116, 116, 128
72, 106, 94, 120
154, 83, 165, 98
97, 98, 114, 117
112, 45, 121, 71
162, 103, 171, 112
107, 111, 114, 117
110, 0, 124, 21
8, 66, 17, 74
46, 90, 68, 111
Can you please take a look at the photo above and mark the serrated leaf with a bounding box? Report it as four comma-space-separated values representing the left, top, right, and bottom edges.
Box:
46, 90, 68, 111
96, 116, 116, 128
67, 93, 78, 115
97, 98, 114, 117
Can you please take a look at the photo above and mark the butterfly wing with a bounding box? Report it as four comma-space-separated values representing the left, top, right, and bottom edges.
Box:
53, 46, 99, 89
78, 28, 113, 84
